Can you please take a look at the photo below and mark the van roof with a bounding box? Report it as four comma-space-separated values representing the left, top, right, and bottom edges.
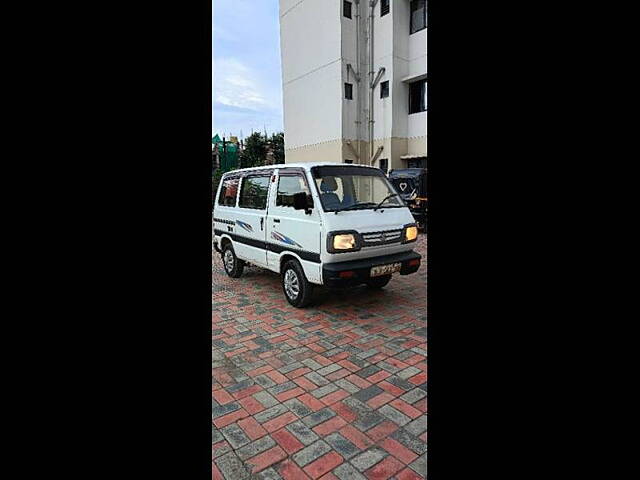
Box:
222, 163, 380, 175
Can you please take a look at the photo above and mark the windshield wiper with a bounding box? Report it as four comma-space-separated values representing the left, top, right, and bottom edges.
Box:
334, 202, 377, 214
374, 193, 400, 211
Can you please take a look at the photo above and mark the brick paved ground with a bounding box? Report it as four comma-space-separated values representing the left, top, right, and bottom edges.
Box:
213, 234, 427, 480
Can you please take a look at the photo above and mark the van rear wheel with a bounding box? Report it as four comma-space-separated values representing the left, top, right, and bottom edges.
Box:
282, 260, 313, 308
366, 274, 392, 289
222, 244, 244, 278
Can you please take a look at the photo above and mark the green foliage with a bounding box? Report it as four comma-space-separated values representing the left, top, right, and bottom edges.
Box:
240, 132, 267, 168
270, 132, 285, 164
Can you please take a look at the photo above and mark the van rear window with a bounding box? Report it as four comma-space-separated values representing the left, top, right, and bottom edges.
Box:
218, 176, 239, 207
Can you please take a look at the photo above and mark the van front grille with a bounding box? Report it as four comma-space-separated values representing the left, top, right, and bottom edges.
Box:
362, 229, 403, 247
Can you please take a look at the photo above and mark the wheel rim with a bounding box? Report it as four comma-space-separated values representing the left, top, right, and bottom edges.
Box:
284, 269, 299, 299
224, 250, 234, 272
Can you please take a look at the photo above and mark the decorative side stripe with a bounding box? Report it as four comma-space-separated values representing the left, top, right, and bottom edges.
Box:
235, 220, 254, 232
213, 229, 320, 264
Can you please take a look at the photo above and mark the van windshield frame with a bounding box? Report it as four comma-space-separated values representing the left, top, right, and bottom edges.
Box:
310, 165, 405, 213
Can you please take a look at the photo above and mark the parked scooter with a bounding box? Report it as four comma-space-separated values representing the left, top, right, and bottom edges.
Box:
388, 168, 427, 231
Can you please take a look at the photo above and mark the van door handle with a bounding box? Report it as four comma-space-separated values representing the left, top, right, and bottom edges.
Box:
273, 218, 280, 223
260, 217, 264, 230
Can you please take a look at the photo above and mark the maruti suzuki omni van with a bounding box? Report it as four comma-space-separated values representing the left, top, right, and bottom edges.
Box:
213, 163, 422, 307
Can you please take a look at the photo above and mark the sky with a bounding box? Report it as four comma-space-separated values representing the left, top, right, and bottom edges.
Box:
213, 0, 283, 140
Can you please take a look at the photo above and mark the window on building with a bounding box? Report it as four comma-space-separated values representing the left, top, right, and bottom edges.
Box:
344, 159, 353, 164
381, 0, 390, 17
343, 1, 352, 19
345, 82, 353, 100
408, 157, 427, 168
239, 176, 270, 210
380, 80, 389, 98
409, 79, 427, 114
276, 174, 310, 207
379, 158, 389, 174
410, 0, 427, 34
218, 176, 239, 207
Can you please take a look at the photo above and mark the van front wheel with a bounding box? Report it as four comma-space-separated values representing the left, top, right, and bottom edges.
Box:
222, 244, 244, 278
282, 260, 313, 308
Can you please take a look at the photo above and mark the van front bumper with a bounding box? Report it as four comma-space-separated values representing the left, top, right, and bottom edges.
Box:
322, 250, 422, 288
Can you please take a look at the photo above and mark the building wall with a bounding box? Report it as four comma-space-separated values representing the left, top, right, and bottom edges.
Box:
280, 0, 426, 167
280, 0, 343, 150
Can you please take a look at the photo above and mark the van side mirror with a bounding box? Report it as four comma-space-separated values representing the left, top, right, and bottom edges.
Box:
293, 192, 314, 213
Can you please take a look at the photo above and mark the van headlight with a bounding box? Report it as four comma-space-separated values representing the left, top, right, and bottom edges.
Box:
327, 231, 362, 253
402, 224, 418, 243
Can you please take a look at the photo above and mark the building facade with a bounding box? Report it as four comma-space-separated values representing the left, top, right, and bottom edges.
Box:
279, 0, 427, 172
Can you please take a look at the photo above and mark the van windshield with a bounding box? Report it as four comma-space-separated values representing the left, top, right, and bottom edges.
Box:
311, 166, 404, 212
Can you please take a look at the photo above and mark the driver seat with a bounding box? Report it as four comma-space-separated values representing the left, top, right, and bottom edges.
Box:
320, 177, 341, 210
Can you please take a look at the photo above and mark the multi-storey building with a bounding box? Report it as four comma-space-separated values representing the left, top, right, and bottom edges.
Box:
279, 0, 427, 172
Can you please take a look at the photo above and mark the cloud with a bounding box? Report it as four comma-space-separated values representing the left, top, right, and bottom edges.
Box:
213, 0, 283, 137
214, 57, 269, 111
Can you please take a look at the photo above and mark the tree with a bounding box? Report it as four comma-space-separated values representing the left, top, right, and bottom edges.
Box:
239, 132, 267, 168
270, 132, 285, 164
212, 168, 223, 205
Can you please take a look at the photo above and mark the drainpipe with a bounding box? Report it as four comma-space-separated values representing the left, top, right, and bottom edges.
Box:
368, 0, 379, 164
354, 0, 361, 163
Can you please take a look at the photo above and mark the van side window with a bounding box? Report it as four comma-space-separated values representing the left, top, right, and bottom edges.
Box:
239, 176, 270, 210
218, 176, 239, 207
276, 174, 309, 207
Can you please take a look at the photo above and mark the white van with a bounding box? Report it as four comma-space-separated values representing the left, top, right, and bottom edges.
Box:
213, 163, 422, 307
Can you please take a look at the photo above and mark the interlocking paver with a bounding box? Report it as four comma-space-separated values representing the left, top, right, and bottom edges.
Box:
311, 383, 340, 399
334, 378, 361, 394
253, 391, 280, 409
254, 404, 290, 424
236, 435, 277, 461
215, 451, 251, 480
325, 432, 361, 460
220, 423, 251, 449
302, 407, 337, 428
213, 233, 427, 478
377, 404, 412, 427
303, 450, 343, 479
408, 454, 427, 477
245, 445, 288, 473
378, 437, 418, 465
272, 428, 305, 454
255, 466, 283, 480
390, 429, 427, 456
404, 417, 427, 437
350, 447, 389, 472
276, 458, 312, 480
292, 440, 332, 467
353, 385, 384, 403
283, 397, 314, 418
286, 420, 320, 446
363, 455, 404, 479
399, 388, 426, 405
333, 463, 367, 480
212, 402, 240, 419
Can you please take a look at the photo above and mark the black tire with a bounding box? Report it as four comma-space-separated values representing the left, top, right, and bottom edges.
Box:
366, 274, 392, 289
222, 243, 244, 278
282, 259, 314, 308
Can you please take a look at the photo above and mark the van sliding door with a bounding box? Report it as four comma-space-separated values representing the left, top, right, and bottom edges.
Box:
234, 173, 271, 267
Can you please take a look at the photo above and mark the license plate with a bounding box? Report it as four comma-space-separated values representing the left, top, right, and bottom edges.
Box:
370, 262, 402, 277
